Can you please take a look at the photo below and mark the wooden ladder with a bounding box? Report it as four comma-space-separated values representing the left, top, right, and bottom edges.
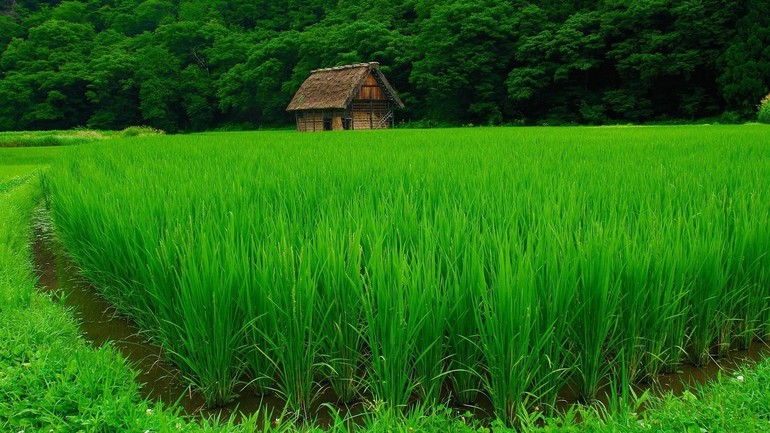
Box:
377, 110, 393, 128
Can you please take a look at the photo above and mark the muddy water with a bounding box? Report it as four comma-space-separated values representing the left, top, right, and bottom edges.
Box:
31, 209, 769, 424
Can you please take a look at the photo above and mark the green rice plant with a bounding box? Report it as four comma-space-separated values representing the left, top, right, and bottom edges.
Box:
475, 232, 550, 426
712, 194, 744, 359
259, 238, 329, 419
238, 239, 277, 396
572, 224, 622, 402
684, 204, 729, 366
313, 223, 366, 403
724, 197, 770, 349
530, 224, 579, 413
653, 217, 693, 375
44, 126, 770, 423
360, 233, 423, 410
617, 219, 690, 382
616, 246, 651, 384
445, 240, 485, 405
409, 232, 450, 405
158, 217, 245, 407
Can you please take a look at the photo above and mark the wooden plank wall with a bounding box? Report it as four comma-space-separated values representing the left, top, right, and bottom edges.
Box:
356, 73, 387, 100
296, 111, 349, 131
351, 101, 391, 130
296, 112, 324, 132
295, 97, 395, 131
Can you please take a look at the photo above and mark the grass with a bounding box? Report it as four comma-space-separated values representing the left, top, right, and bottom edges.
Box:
0, 146, 64, 183
0, 127, 163, 148
0, 175, 182, 432
1, 127, 770, 431
44, 125, 770, 426
315, 226, 366, 404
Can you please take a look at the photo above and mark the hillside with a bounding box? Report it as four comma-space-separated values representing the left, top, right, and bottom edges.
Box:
0, 0, 768, 131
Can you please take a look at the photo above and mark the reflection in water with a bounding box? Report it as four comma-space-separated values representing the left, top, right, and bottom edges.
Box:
32, 208, 768, 425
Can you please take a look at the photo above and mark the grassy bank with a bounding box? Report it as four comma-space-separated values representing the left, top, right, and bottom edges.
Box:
0, 176, 184, 431
0, 127, 164, 148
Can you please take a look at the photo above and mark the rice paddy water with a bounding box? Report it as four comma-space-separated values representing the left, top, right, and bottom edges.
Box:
46, 126, 770, 426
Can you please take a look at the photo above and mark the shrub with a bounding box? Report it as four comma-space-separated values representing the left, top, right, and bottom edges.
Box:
120, 126, 165, 137
718, 111, 741, 124
759, 93, 770, 124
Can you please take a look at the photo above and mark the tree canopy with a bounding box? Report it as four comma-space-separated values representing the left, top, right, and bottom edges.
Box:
0, 0, 768, 131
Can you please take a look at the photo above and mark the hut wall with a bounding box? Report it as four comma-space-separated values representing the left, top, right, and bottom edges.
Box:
296, 111, 325, 132
296, 110, 350, 132
356, 73, 388, 101
351, 101, 392, 130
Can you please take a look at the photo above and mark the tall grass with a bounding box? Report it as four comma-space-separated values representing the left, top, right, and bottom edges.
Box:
314, 224, 365, 404
360, 235, 422, 409
47, 126, 770, 425
445, 240, 484, 406
573, 225, 622, 402
261, 240, 327, 419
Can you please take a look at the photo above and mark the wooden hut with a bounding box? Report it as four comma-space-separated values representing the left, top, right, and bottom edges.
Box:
286, 62, 404, 132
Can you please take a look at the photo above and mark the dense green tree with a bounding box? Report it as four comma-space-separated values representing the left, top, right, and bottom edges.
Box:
216, 32, 301, 125
717, 0, 770, 116
410, 0, 518, 124
507, 7, 608, 123
0, 16, 22, 50
0, 0, 767, 130
134, 43, 182, 131
85, 30, 140, 129
1, 19, 93, 128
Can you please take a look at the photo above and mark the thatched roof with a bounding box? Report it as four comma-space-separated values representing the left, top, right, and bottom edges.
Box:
286, 62, 404, 111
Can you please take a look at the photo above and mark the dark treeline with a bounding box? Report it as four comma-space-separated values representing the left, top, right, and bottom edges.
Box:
0, 0, 768, 131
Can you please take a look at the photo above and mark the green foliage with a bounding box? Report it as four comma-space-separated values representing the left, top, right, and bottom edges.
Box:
0, 129, 162, 147
47, 126, 770, 427
0, 180, 37, 311
3, 136, 770, 431
759, 94, 770, 124
120, 125, 165, 137
410, 0, 516, 123
0, 168, 272, 433
717, 3, 770, 117
0, 0, 766, 129
0, 130, 107, 147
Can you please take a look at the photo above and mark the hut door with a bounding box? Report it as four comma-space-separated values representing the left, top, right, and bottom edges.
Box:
323, 116, 332, 131
342, 118, 352, 130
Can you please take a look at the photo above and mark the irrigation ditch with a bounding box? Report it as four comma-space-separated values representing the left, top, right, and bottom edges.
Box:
31, 206, 770, 426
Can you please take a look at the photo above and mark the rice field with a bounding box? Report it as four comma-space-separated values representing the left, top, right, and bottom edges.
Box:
47, 126, 770, 426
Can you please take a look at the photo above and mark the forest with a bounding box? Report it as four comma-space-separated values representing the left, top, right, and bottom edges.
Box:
0, 0, 768, 131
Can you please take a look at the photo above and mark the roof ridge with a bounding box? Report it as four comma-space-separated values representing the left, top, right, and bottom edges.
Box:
310, 61, 379, 73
